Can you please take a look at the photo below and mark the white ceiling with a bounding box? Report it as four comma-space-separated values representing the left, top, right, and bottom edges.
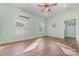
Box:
8, 3, 79, 18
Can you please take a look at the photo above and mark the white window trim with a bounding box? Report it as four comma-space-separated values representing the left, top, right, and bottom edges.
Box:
15, 19, 26, 35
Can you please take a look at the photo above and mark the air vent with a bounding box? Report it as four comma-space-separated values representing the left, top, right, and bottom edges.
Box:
19, 15, 29, 19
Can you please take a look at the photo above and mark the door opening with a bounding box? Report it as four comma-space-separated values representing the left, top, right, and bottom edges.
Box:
64, 19, 77, 49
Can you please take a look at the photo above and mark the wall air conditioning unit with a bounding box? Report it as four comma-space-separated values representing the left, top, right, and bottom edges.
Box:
19, 13, 30, 19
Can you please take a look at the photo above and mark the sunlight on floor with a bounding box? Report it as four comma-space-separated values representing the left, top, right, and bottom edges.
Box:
23, 38, 43, 53
57, 42, 78, 56
0, 45, 10, 50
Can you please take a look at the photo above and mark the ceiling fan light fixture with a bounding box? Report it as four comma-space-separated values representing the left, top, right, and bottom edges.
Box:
42, 11, 50, 16
38, 3, 57, 16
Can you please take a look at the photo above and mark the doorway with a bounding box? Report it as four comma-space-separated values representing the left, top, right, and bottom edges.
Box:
64, 19, 77, 49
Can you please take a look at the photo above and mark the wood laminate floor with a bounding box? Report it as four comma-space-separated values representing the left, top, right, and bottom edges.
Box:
0, 37, 78, 56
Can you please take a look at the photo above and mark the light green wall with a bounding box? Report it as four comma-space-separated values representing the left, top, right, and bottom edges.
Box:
44, 18, 48, 36
0, 4, 45, 44
47, 8, 79, 39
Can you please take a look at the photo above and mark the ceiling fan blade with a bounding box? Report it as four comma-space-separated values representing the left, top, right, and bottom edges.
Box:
50, 3, 57, 6
37, 5, 45, 7
41, 8, 45, 12
48, 9, 51, 12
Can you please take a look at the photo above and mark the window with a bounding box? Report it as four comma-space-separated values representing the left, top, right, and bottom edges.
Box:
16, 19, 26, 35
38, 23, 44, 32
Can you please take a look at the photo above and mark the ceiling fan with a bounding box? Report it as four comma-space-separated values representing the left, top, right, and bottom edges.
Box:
38, 3, 57, 12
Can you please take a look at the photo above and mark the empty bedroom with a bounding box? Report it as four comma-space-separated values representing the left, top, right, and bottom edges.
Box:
0, 3, 79, 56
